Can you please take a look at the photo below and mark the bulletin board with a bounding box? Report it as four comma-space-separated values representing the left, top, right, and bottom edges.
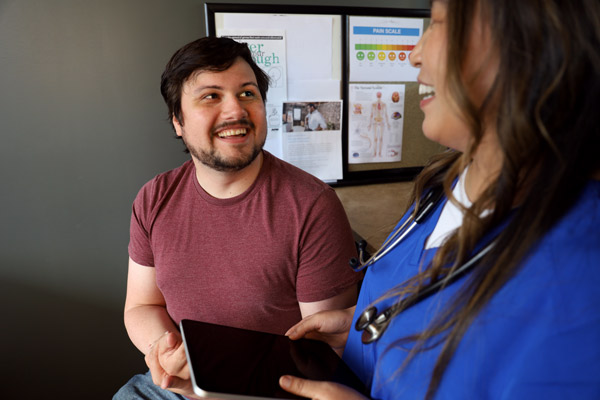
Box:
205, 3, 445, 186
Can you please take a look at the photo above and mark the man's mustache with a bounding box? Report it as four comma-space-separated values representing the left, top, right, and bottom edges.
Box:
211, 118, 255, 135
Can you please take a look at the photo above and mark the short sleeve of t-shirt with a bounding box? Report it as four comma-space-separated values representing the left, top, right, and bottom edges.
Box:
294, 187, 360, 302
129, 180, 156, 267
128, 163, 192, 267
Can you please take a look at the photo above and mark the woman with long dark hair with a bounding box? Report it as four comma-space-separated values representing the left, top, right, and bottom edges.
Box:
279, 0, 600, 398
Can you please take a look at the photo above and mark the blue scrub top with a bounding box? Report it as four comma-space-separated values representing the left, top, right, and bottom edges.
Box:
344, 181, 600, 399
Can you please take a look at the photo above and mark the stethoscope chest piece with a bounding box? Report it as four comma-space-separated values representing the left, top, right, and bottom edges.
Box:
355, 305, 393, 344
355, 306, 377, 331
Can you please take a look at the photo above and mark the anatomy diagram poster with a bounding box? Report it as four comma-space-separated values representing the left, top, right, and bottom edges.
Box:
348, 84, 405, 164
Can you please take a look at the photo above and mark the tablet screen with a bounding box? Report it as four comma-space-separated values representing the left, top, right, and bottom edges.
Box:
180, 319, 367, 399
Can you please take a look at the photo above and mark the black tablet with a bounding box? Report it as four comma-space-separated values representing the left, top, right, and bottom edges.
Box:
180, 319, 367, 399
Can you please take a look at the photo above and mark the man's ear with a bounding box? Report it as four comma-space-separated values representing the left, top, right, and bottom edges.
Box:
172, 115, 183, 137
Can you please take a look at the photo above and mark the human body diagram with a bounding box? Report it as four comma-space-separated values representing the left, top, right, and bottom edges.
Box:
348, 85, 404, 163
367, 92, 391, 157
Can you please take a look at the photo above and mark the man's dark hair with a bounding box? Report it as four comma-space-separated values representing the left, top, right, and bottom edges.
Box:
160, 36, 270, 131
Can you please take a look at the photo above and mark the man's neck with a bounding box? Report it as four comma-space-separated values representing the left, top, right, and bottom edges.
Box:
193, 152, 264, 199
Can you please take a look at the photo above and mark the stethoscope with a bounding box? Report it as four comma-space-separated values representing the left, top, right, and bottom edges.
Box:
349, 186, 496, 344
349, 186, 445, 273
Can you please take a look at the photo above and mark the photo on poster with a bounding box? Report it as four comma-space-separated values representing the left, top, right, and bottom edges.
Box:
348, 84, 405, 164
281, 101, 343, 182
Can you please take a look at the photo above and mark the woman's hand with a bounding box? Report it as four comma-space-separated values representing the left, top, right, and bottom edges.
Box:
285, 306, 355, 357
279, 375, 369, 400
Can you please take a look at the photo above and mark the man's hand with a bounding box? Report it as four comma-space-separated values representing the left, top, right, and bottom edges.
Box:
145, 331, 193, 396
279, 375, 369, 400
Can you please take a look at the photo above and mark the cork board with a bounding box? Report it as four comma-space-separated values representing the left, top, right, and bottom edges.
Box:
205, 3, 442, 185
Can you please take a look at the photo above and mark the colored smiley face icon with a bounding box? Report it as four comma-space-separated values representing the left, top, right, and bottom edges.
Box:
367, 52, 376, 61
356, 51, 365, 61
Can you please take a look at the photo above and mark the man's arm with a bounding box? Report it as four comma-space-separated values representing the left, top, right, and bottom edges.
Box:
298, 285, 357, 318
294, 185, 361, 321
124, 257, 178, 354
124, 258, 194, 395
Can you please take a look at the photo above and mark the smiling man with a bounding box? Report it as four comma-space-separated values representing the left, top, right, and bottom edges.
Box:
113, 37, 361, 400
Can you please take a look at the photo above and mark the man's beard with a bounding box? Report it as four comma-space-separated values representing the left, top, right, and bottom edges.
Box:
181, 129, 266, 173
189, 141, 264, 172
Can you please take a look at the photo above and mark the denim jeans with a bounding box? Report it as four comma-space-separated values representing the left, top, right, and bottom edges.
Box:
113, 370, 188, 400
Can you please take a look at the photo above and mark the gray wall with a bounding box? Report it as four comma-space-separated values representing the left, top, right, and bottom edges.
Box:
0, 0, 426, 398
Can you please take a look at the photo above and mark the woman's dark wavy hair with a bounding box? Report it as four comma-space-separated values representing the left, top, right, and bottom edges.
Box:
160, 36, 270, 134
375, 0, 600, 398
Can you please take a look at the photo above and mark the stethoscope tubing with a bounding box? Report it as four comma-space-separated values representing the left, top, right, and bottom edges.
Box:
352, 187, 445, 273
352, 185, 498, 344
357, 239, 496, 344
352, 218, 415, 272
369, 221, 417, 265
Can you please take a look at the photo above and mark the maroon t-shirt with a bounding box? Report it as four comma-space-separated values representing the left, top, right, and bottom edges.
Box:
129, 151, 360, 334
